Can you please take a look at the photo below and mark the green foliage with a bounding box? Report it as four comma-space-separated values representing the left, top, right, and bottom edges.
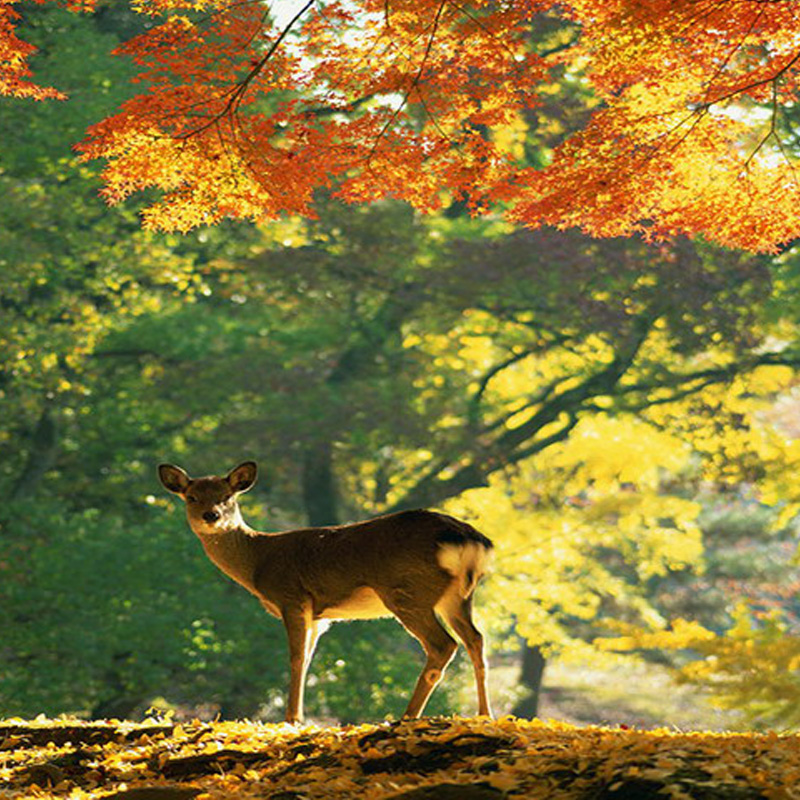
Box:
0, 4, 140, 173
0, 499, 284, 717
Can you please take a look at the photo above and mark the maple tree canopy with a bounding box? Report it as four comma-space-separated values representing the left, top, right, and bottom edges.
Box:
4, 0, 800, 251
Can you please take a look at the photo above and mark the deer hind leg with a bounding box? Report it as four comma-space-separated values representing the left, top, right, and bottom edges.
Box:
386, 598, 458, 718
438, 593, 492, 717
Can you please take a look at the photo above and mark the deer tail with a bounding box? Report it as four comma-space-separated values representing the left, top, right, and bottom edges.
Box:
435, 517, 494, 598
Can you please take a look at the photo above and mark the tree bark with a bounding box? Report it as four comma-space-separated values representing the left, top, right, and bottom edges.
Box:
90, 652, 145, 720
11, 405, 58, 501
90, 694, 145, 721
301, 441, 340, 526
299, 281, 423, 528
512, 644, 547, 719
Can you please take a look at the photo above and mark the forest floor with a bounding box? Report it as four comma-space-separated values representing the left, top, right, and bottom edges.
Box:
2, 714, 799, 800
535, 660, 746, 732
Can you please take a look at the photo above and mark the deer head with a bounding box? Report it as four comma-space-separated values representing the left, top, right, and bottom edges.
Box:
158, 461, 257, 535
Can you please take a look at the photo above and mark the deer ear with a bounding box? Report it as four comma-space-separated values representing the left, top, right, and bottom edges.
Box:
159, 463, 191, 495
228, 461, 257, 494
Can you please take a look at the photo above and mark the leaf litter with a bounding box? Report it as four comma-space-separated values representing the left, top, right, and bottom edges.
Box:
2, 716, 799, 799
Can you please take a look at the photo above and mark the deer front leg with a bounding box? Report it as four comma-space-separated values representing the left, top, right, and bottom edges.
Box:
282, 605, 318, 723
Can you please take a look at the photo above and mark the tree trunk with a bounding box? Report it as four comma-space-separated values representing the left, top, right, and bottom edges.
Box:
90, 694, 145, 721
301, 441, 340, 526
512, 644, 547, 719
89, 651, 146, 720
11, 405, 58, 501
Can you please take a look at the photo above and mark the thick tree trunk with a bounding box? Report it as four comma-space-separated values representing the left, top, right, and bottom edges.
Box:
512, 644, 547, 719
89, 652, 147, 720
90, 694, 145, 721
301, 441, 340, 526
11, 406, 58, 501
301, 282, 424, 527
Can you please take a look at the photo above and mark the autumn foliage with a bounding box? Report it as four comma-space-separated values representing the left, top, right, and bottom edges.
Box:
4, 716, 800, 799
4, 0, 800, 248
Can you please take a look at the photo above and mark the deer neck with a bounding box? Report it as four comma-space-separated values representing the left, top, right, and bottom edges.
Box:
193, 521, 266, 592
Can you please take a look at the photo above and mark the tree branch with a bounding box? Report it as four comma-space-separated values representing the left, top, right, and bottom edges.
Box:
389, 313, 657, 511
178, 0, 315, 140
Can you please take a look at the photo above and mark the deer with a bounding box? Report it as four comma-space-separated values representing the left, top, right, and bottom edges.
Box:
158, 461, 493, 723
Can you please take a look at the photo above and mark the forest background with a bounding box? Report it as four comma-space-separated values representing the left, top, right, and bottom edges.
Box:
5, 0, 800, 731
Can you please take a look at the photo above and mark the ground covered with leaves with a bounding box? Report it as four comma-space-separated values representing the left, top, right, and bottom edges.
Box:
2, 716, 799, 799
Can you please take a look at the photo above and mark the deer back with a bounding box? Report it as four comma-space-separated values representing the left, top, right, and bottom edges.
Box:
248, 509, 493, 619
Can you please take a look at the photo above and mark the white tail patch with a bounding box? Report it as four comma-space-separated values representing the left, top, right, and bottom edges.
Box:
436, 541, 492, 598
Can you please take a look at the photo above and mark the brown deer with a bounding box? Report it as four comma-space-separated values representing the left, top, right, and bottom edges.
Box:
158, 461, 493, 722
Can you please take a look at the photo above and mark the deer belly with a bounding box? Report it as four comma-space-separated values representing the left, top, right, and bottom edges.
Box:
318, 586, 392, 620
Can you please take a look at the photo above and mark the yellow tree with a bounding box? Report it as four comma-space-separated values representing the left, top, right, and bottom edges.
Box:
584, 369, 800, 728
335, 238, 798, 716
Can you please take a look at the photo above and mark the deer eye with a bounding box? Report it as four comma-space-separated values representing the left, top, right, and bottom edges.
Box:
187, 494, 199, 503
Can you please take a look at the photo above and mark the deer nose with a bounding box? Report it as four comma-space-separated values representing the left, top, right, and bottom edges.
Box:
203, 510, 220, 523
